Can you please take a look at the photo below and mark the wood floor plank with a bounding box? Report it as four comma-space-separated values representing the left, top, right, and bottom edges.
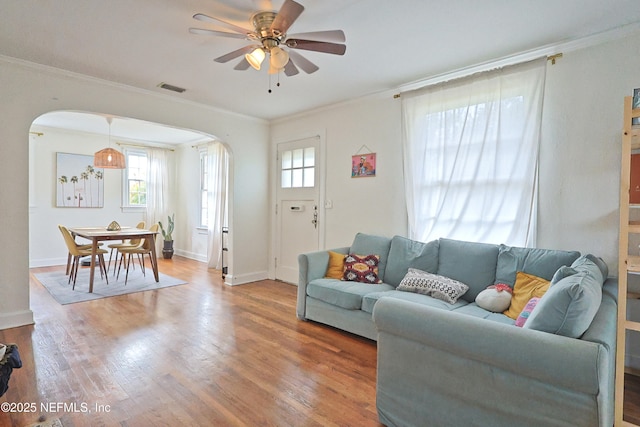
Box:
0, 256, 637, 426
0, 258, 382, 426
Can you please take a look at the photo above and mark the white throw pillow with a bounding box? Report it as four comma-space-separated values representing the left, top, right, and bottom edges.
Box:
397, 268, 469, 304
476, 285, 513, 312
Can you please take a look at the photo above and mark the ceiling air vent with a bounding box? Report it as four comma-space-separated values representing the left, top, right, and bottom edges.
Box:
157, 82, 186, 93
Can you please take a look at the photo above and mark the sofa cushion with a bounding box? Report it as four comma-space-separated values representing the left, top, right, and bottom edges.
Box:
495, 245, 580, 287
397, 268, 469, 304
384, 236, 439, 287
307, 278, 393, 310
362, 290, 468, 314
350, 233, 392, 280
523, 269, 602, 338
437, 238, 499, 302
450, 303, 515, 325
343, 254, 381, 283
503, 272, 550, 320
325, 251, 346, 279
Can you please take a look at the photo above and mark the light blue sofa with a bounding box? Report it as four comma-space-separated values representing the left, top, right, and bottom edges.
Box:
297, 233, 617, 427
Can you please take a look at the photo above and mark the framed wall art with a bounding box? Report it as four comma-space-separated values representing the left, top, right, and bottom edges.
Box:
56, 152, 104, 208
351, 152, 376, 178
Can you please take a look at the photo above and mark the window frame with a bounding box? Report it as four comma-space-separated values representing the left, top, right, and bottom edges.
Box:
199, 147, 209, 229
121, 148, 148, 212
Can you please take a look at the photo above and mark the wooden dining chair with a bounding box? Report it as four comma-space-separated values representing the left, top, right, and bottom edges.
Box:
107, 221, 145, 274
117, 223, 159, 284
65, 240, 104, 276
59, 225, 109, 289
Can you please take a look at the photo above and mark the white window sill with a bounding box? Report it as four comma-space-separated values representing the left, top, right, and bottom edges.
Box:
121, 206, 146, 214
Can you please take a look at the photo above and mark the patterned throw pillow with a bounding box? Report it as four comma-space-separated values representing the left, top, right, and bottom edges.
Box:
515, 297, 540, 327
397, 268, 469, 304
342, 254, 381, 284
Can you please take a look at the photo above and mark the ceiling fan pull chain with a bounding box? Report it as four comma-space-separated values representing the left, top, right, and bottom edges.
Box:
268, 72, 272, 94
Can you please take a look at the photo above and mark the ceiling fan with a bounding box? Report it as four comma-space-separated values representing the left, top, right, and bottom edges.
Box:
189, 0, 346, 78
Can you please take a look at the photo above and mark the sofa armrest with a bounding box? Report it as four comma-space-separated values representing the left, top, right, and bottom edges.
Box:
373, 297, 605, 394
296, 247, 349, 320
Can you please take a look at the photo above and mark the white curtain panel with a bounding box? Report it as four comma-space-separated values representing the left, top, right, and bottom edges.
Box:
207, 142, 229, 270
145, 147, 170, 251
401, 58, 546, 247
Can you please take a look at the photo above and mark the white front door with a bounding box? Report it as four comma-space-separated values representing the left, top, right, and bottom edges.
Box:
276, 137, 320, 284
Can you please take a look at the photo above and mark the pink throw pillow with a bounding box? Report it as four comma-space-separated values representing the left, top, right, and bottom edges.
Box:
515, 297, 540, 327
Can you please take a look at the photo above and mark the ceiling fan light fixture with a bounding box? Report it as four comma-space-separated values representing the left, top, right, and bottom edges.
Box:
245, 48, 266, 70
270, 46, 289, 69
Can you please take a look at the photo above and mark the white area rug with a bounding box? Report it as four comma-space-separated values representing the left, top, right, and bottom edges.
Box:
34, 268, 187, 305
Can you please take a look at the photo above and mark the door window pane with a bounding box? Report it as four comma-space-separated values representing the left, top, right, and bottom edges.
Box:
292, 149, 304, 168
281, 170, 292, 188
280, 147, 316, 189
292, 169, 303, 188
282, 151, 292, 169
304, 147, 315, 167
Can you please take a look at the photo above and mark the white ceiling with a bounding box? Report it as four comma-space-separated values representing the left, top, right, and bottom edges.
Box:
4, 0, 640, 137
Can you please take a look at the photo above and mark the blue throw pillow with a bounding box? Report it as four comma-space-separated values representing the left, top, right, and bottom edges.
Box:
523, 271, 602, 338
384, 236, 439, 287
495, 245, 580, 287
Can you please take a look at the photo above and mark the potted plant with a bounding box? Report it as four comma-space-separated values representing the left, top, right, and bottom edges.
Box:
158, 213, 175, 259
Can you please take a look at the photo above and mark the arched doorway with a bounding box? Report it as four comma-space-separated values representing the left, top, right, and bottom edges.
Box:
28, 110, 230, 286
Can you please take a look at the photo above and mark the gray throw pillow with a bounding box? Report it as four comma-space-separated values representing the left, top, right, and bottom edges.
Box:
523, 271, 602, 338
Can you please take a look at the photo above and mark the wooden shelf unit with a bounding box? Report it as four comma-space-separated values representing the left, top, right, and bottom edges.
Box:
616, 96, 640, 426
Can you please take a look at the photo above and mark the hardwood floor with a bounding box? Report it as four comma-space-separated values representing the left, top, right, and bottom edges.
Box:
0, 256, 639, 426
1, 257, 381, 427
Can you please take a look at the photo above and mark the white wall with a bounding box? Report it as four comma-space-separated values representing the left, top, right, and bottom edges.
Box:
28, 126, 146, 267
0, 56, 270, 329
174, 143, 210, 263
270, 92, 407, 253
272, 30, 640, 272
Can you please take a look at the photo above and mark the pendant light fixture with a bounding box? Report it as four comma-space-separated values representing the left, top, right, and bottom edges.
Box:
94, 116, 126, 169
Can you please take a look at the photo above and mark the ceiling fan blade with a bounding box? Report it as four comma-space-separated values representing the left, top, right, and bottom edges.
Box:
214, 45, 256, 63
234, 58, 251, 70
284, 59, 299, 76
193, 13, 252, 36
271, 0, 304, 34
189, 28, 247, 40
286, 30, 345, 43
286, 39, 346, 55
288, 50, 319, 74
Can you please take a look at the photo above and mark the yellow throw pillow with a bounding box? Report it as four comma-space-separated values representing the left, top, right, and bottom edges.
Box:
325, 251, 346, 279
503, 272, 550, 320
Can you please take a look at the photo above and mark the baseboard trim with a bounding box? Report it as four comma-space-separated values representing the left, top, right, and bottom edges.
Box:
0, 309, 34, 330
174, 249, 207, 263
224, 271, 269, 286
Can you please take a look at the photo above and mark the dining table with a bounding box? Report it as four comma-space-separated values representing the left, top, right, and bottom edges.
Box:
69, 226, 160, 293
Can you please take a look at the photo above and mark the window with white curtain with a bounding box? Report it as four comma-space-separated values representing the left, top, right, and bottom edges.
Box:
122, 149, 148, 208
199, 148, 209, 228
401, 58, 546, 246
